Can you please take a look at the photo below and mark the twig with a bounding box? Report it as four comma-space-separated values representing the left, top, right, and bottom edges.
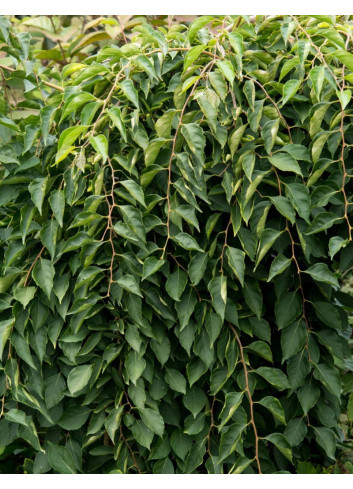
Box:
228, 324, 262, 474
24, 246, 45, 286
0, 63, 64, 92
243, 74, 293, 142
119, 425, 142, 473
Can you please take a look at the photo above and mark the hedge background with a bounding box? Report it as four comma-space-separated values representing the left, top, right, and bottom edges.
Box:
0, 14, 353, 474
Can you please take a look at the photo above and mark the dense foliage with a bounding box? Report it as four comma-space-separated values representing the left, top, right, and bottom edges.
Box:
1, 14, 353, 474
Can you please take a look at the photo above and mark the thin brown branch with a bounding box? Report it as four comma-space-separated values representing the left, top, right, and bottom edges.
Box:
207, 396, 216, 454
102, 158, 118, 298
220, 218, 231, 273
243, 74, 293, 143
161, 58, 216, 259
228, 324, 262, 474
0, 64, 64, 92
119, 425, 142, 473
338, 67, 352, 241
24, 246, 45, 286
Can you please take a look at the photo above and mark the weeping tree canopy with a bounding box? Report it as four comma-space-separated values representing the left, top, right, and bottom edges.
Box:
0, 14, 353, 474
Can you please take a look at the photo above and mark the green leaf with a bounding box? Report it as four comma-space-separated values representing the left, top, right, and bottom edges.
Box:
183, 386, 207, 418
58, 406, 91, 430
61, 93, 96, 120
139, 408, 165, 437
166, 268, 188, 302
116, 274, 143, 297
62, 232, 93, 253
184, 439, 206, 473
29, 177, 48, 215
142, 257, 165, 280
313, 363, 341, 399
48, 443, 77, 474
256, 367, 290, 390
282, 144, 311, 162
187, 16, 214, 42
329, 236, 348, 259
312, 302, 342, 330
175, 205, 200, 231
126, 351, 146, 385
265, 433, 292, 462
256, 228, 283, 267
14, 286, 36, 308
57, 125, 88, 152
119, 79, 139, 108
175, 287, 197, 330
0, 318, 14, 358
170, 431, 193, 461
309, 66, 325, 101
298, 381, 320, 414
257, 396, 286, 425
49, 190, 65, 227
275, 292, 302, 329
333, 49, 353, 72
107, 107, 127, 142
226, 247, 245, 286
40, 219, 59, 259
155, 110, 176, 139
246, 340, 273, 363
188, 252, 208, 286
282, 79, 301, 105
32, 258, 55, 299
268, 254, 291, 282
248, 99, 264, 132
5, 408, 27, 426
313, 427, 336, 460
281, 319, 307, 362
67, 364, 93, 395
269, 153, 302, 175
134, 54, 157, 79
120, 180, 146, 207
105, 407, 123, 443
243, 79, 255, 110
217, 60, 235, 85
55, 146, 75, 165
45, 373, 66, 409
145, 138, 169, 166
184, 45, 206, 72
131, 420, 154, 450
228, 32, 244, 73
243, 279, 262, 318
11, 332, 36, 369
306, 212, 341, 235
205, 311, 223, 348
219, 422, 247, 462
0, 114, 21, 132
347, 392, 353, 422
208, 276, 227, 322
285, 183, 311, 223
196, 88, 219, 134
69, 211, 102, 230
269, 196, 296, 224
337, 88, 351, 109
181, 123, 206, 164
119, 205, 146, 243
172, 232, 203, 252
0, 273, 18, 293
303, 263, 339, 287
228, 124, 247, 157
89, 134, 108, 163
262, 119, 279, 154
219, 392, 244, 429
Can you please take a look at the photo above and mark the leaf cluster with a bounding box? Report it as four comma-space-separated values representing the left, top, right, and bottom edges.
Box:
0, 14, 353, 474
